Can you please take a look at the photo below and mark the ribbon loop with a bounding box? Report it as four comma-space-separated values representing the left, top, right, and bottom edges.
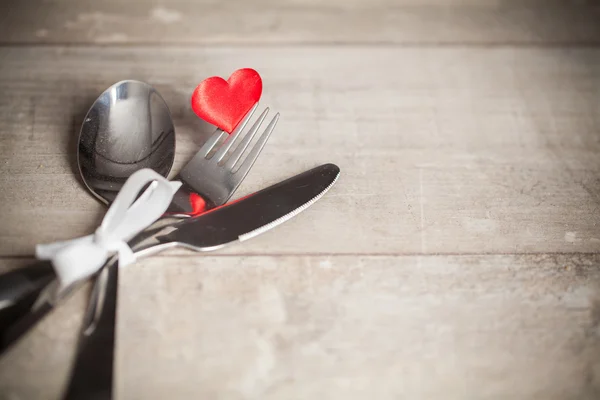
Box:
36, 169, 182, 289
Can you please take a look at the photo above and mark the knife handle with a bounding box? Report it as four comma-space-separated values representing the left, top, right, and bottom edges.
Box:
0, 261, 57, 354
0, 260, 55, 309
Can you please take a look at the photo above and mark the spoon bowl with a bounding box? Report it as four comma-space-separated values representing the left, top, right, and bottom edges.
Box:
77, 80, 175, 204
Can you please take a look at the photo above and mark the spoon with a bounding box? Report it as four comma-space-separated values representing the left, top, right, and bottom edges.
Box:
0, 80, 176, 352
78, 80, 175, 204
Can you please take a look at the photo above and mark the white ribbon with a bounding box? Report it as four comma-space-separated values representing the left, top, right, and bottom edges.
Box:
36, 169, 182, 289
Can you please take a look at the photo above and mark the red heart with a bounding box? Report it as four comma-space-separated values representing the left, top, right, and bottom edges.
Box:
191, 68, 262, 133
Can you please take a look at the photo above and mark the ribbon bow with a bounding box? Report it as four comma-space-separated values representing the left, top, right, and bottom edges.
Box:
36, 169, 182, 289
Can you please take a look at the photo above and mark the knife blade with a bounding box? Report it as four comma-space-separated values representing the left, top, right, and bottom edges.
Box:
155, 162, 340, 249
62, 163, 339, 400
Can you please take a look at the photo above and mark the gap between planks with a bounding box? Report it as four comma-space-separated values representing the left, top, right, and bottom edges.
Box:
1, 42, 600, 49
1, 252, 600, 260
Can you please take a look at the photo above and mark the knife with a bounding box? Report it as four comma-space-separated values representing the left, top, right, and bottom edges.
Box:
0, 163, 340, 359
62, 162, 339, 400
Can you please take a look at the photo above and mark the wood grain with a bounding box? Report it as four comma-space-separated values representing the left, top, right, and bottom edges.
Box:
0, 1, 599, 398
1, 0, 599, 45
0, 46, 598, 256
0, 254, 598, 399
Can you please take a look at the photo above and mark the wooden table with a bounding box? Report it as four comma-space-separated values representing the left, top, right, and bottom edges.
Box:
0, 1, 599, 399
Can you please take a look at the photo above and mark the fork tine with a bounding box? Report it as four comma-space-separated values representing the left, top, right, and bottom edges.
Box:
214, 102, 259, 162
224, 107, 269, 170
200, 129, 228, 157
234, 113, 279, 177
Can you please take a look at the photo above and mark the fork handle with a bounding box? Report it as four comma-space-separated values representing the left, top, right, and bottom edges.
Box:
165, 182, 210, 216
62, 262, 118, 400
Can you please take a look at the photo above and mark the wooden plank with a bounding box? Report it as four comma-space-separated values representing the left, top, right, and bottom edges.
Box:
0, 254, 599, 399
1, 0, 599, 45
0, 46, 599, 256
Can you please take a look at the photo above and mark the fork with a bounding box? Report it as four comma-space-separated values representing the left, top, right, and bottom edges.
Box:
167, 102, 277, 215
60, 103, 278, 399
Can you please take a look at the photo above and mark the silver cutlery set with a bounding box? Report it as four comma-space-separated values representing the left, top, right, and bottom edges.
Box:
0, 79, 339, 399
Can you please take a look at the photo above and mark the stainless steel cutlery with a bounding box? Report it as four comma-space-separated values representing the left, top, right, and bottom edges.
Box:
0, 78, 340, 400
0, 82, 279, 351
